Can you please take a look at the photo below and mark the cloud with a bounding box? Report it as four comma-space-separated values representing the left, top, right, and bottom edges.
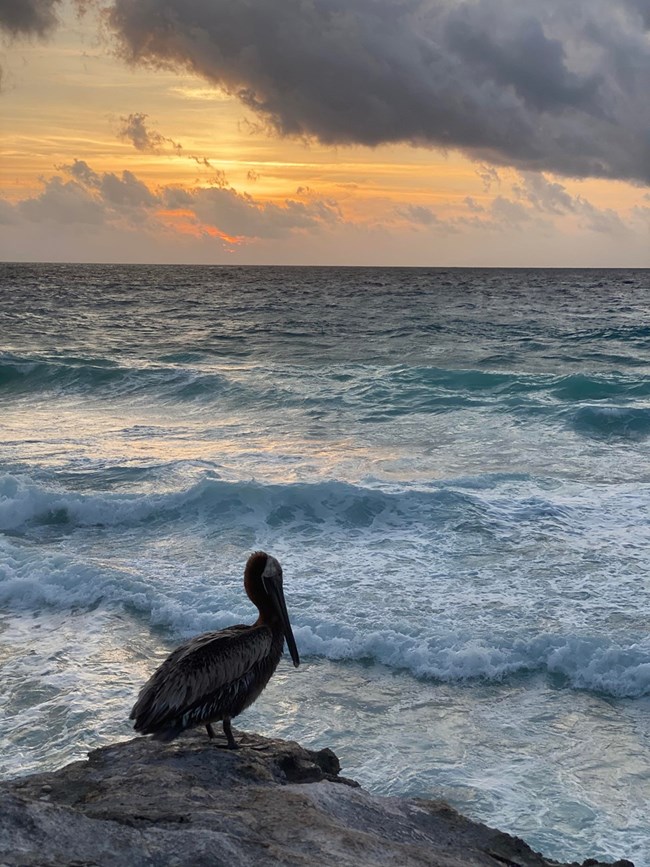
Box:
0, 0, 90, 85
577, 201, 627, 235
4, 1, 648, 186
187, 187, 340, 239
116, 112, 227, 185
0, 197, 18, 223
513, 171, 628, 233
2, 159, 648, 264
513, 172, 577, 215
490, 195, 533, 227
476, 165, 501, 192
59, 159, 159, 208
0, 0, 60, 37
18, 176, 106, 224
107, 0, 650, 185
117, 112, 182, 153
63, 158, 100, 187
8, 160, 341, 244
464, 197, 484, 214
396, 204, 454, 231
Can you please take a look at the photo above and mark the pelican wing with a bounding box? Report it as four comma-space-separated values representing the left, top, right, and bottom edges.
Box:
130, 624, 272, 732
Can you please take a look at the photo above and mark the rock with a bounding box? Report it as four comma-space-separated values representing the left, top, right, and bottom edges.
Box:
0, 729, 634, 867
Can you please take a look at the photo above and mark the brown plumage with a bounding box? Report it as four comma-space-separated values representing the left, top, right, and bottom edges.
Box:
130, 551, 300, 748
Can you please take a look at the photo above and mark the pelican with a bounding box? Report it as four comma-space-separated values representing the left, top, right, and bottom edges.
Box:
130, 551, 300, 748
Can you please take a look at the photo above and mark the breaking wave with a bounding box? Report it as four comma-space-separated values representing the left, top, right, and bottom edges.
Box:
294, 625, 650, 699
0, 532, 647, 699
0, 471, 564, 536
573, 405, 650, 441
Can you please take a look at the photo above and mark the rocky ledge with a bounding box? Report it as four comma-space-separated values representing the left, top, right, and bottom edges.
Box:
0, 730, 634, 867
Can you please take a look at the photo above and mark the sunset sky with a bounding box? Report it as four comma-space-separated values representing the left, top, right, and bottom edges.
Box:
1, 0, 649, 266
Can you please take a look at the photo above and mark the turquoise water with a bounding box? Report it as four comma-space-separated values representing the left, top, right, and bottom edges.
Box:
0, 264, 648, 864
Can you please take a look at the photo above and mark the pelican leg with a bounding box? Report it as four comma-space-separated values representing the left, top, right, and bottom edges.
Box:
223, 718, 239, 750
206, 723, 217, 739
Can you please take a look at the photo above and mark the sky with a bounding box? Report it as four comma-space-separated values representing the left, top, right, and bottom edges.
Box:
0, 0, 649, 266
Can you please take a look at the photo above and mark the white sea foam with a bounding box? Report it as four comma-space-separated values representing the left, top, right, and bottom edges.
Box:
1, 531, 647, 699
293, 626, 650, 698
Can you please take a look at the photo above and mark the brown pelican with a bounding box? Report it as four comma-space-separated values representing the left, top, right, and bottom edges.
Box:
130, 551, 300, 748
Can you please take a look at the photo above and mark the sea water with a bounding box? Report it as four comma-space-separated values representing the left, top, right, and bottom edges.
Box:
0, 263, 648, 864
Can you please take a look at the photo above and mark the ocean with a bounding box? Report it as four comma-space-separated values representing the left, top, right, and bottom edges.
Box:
0, 263, 648, 864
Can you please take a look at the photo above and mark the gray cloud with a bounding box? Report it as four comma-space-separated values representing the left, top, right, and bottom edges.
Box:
18, 176, 106, 224
397, 204, 446, 227
116, 113, 226, 184
473, 171, 632, 233
576, 201, 628, 235
464, 197, 484, 214
513, 173, 578, 215
61, 159, 159, 208
106, 0, 650, 185
0, 0, 60, 36
117, 112, 182, 153
189, 187, 340, 238
490, 196, 533, 226
12, 159, 340, 240
0, 197, 18, 223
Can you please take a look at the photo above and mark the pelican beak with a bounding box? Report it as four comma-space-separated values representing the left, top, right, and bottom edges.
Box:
268, 579, 300, 668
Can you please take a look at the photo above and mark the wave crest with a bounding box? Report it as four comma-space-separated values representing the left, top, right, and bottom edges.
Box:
573, 405, 650, 441
0, 531, 646, 700
0, 471, 561, 536
295, 624, 650, 698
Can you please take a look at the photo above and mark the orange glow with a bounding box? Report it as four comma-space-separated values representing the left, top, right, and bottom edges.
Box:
1, 1, 648, 266
200, 225, 245, 245
156, 208, 245, 245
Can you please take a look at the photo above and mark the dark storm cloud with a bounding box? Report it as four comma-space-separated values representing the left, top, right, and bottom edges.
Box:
0, 0, 60, 36
625, 0, 650, 27
107, 0, 650, 184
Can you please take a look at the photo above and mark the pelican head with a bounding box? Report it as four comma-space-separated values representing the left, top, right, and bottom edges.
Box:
245, 551, 300, 668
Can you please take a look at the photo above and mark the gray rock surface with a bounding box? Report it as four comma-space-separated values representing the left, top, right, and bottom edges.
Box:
0, 729, 635, 867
